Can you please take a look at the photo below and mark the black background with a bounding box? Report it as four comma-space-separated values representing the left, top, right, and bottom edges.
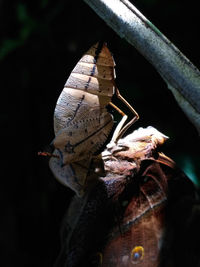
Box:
1, 0, 200, 266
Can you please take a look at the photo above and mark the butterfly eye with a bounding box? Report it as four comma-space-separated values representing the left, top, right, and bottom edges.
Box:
131, 246, 144, 263
90, 252, 103, 266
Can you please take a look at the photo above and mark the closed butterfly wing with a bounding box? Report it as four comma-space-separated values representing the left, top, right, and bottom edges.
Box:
53, 109, 113, 164
49, 43, 116, 194
53, 128, 197, 267
52, 43, 116, 166
54, 42, 115, 135
101, 158, 168, 267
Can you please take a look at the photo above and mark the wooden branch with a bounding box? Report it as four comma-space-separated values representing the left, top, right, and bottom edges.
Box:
83, 0, 200, 134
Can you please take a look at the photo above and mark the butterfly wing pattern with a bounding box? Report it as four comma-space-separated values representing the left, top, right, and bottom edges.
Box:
54, 127, 197, 267
45, 43, 197, 267
49, 43, 116, 195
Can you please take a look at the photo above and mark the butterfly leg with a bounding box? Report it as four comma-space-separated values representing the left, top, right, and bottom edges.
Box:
109, 88, 139, 142
109, 101, 128, 143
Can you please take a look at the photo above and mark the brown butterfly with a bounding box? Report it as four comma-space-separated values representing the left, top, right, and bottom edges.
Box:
40, 42, 138, 196
54, 127, 198, 267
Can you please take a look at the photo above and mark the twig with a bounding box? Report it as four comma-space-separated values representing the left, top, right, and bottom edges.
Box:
83, 0, 200, 134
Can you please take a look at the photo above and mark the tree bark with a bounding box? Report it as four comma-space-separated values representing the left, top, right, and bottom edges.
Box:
83, 0, 200, 134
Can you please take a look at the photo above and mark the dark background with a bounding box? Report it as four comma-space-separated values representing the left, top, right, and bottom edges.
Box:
1, 0, 200, 266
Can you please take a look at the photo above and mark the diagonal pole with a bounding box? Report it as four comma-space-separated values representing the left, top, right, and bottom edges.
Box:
83, 0, 200, 134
